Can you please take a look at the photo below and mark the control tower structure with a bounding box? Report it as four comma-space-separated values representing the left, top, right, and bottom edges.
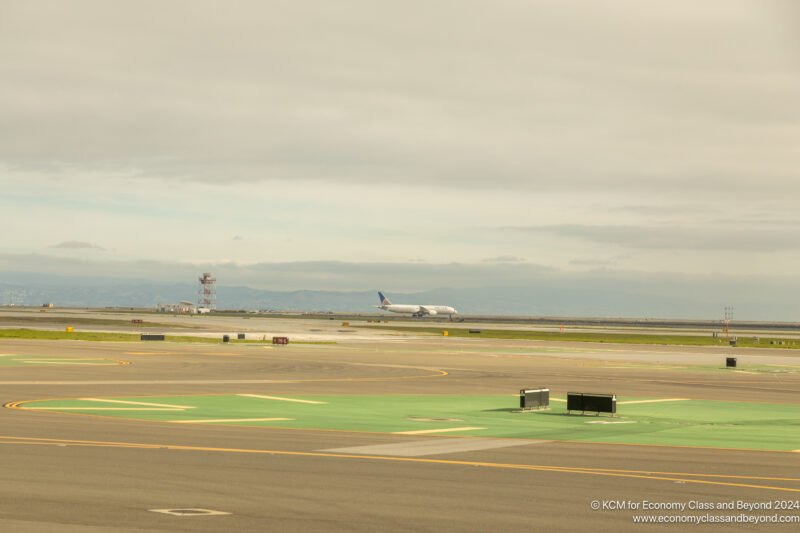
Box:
197, 272, 217, 311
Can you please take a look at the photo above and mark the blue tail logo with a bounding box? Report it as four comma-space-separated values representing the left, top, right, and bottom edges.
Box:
378, 291, 391, 305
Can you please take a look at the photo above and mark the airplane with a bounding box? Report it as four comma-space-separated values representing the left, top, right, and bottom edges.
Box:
376, 291, 460, 320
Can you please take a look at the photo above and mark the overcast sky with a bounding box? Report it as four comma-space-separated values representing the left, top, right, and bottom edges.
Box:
1, 1, 799, 296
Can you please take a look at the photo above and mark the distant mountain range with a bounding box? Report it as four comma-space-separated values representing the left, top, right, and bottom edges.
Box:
2, 270, 799, 320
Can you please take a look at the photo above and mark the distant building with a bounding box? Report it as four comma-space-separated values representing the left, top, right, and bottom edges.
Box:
157, 302, 212, 314
157, 302, 196, 314
42, 303, 54, 308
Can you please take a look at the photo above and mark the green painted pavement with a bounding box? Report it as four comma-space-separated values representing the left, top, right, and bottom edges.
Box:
17, 394, 800, 451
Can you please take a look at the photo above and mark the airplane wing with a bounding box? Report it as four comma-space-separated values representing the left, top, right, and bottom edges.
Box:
419, 306, 437, 315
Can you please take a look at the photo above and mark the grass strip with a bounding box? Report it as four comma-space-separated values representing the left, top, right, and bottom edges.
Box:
361, 325, 800, 349
0, 328, 298, 344
0, 316, 196, 328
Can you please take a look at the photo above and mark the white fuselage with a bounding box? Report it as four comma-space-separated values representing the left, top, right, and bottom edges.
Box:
380, 304, 457, 316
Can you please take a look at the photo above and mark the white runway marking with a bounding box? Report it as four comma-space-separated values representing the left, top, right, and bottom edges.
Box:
617, 398, 690, 405
393, 427, 486, 435
15, 361, 112, 365
605, 366, 687, 369
169, 418, 294, 424
238, 394, 327, 404
19, 358, 106, 361
324, 438, 542, 457
149, 508, 231, 516
80, 398, 194, 409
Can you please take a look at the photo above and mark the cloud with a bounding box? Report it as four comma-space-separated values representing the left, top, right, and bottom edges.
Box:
1, 1, 798, 283
0, 253, 558, 291
569, 258, 613, 267
482, 256, 525, 263
51, 241, 105, 251
0, 1, 797, 202
504, 224, 800, 252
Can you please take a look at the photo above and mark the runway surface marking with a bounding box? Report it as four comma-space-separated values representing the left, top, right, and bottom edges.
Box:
0, 362, 447, 385
21, 407, 185, 411
0, 435, 798, 494
555, 397, 727, 405
149, 508, 231, 517
15, 361, 110, 365
169, 418, 294, 424
324, 438, 539, 457
0, 355, 123, 367
237, 394, 327, 404
602, 365, 683, 368
9, 394, 800, 451
16, 358, 108, 361
124, 352, 177, 355
617, 398, 690, 405
393, 427, 486, 435
80, 398, 195, 409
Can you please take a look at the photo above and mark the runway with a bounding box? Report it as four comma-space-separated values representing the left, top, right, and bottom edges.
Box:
1, 320, 799, 531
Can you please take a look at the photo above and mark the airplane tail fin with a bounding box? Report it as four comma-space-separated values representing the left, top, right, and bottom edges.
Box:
378, 291, 391, 305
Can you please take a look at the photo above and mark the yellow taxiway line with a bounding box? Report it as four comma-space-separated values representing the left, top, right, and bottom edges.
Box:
169, 418, 294, 424
394, 427, 486, 435
617, 398, 690, 405
19, 407, 185, 411
0, 435, 798, 494
548, 398, 690, 405
79, 398, 194, 409
0, 436, 800, 493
